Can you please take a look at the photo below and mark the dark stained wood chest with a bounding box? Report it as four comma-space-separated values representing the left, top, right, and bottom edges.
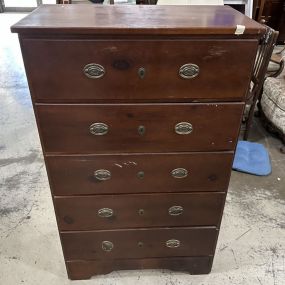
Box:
11, 5, 265, 280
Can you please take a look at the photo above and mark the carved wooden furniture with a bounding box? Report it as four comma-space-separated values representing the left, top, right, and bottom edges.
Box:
243, 26, 278, 140
11, 4, 264, 280
253, 0, 285, 42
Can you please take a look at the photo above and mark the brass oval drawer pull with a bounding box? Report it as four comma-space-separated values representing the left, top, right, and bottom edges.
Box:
84, 63, 105, 79
90, 122, 108, 136
171, 168, 188, 179
168, 205, 184, 216
94, 169, 111, 181
179, 63, 199, 79
166, 239, 180, 248
102, 241, 114, 252
98, 208, 113, 218
175, 122, 193, 135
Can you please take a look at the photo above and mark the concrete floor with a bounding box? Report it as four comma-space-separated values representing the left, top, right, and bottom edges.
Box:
0, 12, 285, 285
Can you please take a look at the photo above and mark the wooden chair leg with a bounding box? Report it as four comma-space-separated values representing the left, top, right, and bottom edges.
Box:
243, 89, 262, 140
243, 105, 255, 140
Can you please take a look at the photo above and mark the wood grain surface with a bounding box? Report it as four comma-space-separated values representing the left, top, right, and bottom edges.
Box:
66, 256, 213, 279
11, 4, 260, 279
46, 152, 233, 195
36, 103, 244, 153
61, 227, 218, 260
11, 5, 265, 36
21, 39, 257, 102
55, 192, 225, 230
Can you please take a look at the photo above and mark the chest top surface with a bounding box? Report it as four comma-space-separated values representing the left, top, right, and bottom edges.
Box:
11, 4, 264, 37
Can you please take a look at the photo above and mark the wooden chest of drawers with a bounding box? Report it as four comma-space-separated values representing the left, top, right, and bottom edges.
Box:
12, 4, 264, 280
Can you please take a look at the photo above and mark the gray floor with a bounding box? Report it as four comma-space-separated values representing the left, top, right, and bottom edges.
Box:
1, 13, 285, 285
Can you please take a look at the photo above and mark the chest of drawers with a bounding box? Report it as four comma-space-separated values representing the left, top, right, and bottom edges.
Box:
12, 4, 264, 280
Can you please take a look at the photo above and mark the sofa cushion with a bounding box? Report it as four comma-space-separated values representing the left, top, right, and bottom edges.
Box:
261, 76, 285, 135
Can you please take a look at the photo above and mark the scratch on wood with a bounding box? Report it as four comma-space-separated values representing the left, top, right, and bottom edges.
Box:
102, 46, 118, 52
115, 161, 137, 167
203, 46, 228, 60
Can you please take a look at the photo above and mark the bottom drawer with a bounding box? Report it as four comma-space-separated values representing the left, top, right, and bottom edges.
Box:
66, 256, 214, 280
61, 227, 218, 260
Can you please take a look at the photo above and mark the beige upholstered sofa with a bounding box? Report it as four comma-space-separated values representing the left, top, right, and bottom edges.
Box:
261, 64, 285, 150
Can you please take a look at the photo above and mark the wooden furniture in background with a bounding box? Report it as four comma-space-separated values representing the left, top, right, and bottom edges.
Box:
59, 0, 156, 4
253, 0, 285, 42
243, 26, 279, 140
109, 0, 156, 3
252, 0, 266, 20
11, 5, 264, 280
57, 0, 71, 3
267, 47, 285, 78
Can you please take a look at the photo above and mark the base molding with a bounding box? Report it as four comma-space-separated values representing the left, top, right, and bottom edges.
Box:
66, 256, 213, 280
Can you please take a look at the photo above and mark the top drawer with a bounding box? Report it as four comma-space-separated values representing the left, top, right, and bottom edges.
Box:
22, 39, 257, 102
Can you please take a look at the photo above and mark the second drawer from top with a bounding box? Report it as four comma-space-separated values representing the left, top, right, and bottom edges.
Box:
36, 103, 244, 154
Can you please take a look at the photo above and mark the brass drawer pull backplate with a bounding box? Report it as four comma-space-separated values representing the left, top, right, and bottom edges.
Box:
102, 241, 114, 252
98, 208, 113, 218
175, 122, 193, 135
179, 63, 199, 79
168, 205, 184, 216
94, 169, 111, 181
166, 239, 181, 248
84, 63, 105, 79
90, 122, 108, 136
171, 168, 188, 179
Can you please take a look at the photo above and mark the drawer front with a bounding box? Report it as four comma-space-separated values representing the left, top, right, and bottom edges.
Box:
47, 152, 233, 195
55, 193, 225, 230
37, 103, 243, 153
22, 39, 257, 102
61, 227, 218, 260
